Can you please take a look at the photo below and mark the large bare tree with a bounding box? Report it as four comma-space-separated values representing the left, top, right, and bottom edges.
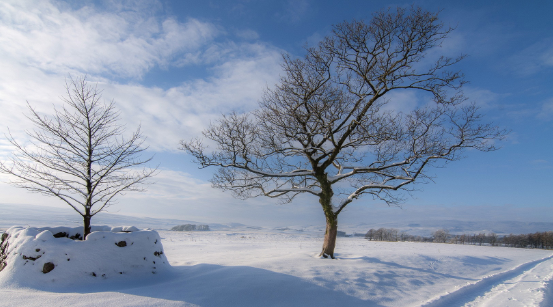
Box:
0, 76, 156, 238
181, 7, 506, 258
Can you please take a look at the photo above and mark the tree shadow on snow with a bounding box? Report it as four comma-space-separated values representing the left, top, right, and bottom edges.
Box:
26, 263, 381, 306
118, 264, 382, 307
336, 255, 476, 281
452, 255, 510, 266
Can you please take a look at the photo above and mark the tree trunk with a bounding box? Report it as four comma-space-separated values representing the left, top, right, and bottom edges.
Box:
317, 172, 338, 259
83, 214, 91, 239
320, 218, 338, 259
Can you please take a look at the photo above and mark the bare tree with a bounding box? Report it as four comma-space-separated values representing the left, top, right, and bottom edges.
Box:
433, 229, 449, 243
489, 233, 498, 246
365, 229, 375, 241
0, 76, 156, 238
476, 233, 486, 246
400, 231, 409, 242
181, 7, 506, 258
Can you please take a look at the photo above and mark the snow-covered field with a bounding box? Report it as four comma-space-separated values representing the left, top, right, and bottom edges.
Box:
1, 227, 552, 307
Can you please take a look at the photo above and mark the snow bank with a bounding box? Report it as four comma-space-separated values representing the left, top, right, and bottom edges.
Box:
0, 226, 170, 288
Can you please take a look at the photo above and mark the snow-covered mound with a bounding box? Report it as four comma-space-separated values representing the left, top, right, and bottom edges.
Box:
0, 226, 170, 288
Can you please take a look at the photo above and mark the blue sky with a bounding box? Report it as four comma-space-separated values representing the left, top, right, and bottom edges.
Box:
0, 0, 552, 227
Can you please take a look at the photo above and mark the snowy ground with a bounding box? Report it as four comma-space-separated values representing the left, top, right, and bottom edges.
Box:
1, 228, 552, 307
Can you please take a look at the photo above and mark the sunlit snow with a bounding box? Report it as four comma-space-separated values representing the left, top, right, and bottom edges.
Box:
1, 224, 552, 306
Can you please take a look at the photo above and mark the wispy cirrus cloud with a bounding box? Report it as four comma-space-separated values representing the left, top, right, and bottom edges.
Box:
0, 0, 285, 222
507, 38, 553, 76
276, 0, 310, 24
235, 29, 259, 40
0, 0, 218, 79
538, 97, 553, 120
101, 43, 282, 151
0, 0, 283, 153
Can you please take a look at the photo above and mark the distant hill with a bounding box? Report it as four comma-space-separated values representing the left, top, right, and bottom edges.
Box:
1, 203, 551, 236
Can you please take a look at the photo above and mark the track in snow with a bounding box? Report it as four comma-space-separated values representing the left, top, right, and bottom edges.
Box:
421, 254, 553, 307
541, 271, 553, 307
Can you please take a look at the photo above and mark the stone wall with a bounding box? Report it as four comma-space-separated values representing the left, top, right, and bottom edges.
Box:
0, 226, 171, 288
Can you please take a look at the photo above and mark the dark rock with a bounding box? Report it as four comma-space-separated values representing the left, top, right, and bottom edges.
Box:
153, 251, 163, 257
53, 232, 68, 238
69, 233, 82, 240
42, 262, 55, 274
91, 272, 96, 277
22, 255, 41, 261
115, 241, 127, 247
0, 233, 8, 272
35, 248, 41, 252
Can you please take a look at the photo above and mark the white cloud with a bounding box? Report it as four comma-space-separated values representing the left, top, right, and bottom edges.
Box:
100, 43, 282, 151
0, 0, 218, 79
0, 61, 67, 147
0, 0, 290, 224
462, 87, 504, 109
0, 0, 283, 153
123, 169, 218, 202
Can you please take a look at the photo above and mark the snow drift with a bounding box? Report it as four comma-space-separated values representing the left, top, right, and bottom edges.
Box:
0, 226, 170, 288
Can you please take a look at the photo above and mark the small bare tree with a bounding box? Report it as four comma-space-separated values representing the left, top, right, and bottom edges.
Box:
433, 229, 449, 243
0, 76, 156, 238
181, 7, 506, 258
489, 233, 498, 246
365, 229, 375, 241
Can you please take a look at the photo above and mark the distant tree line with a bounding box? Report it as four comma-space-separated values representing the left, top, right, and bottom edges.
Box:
445, 231, 553, 249
448, 231, 497, 246
364, 228, 553, 250
501, 232, 553, 249
171, 224, 210, 231
364, 228, 433, 242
